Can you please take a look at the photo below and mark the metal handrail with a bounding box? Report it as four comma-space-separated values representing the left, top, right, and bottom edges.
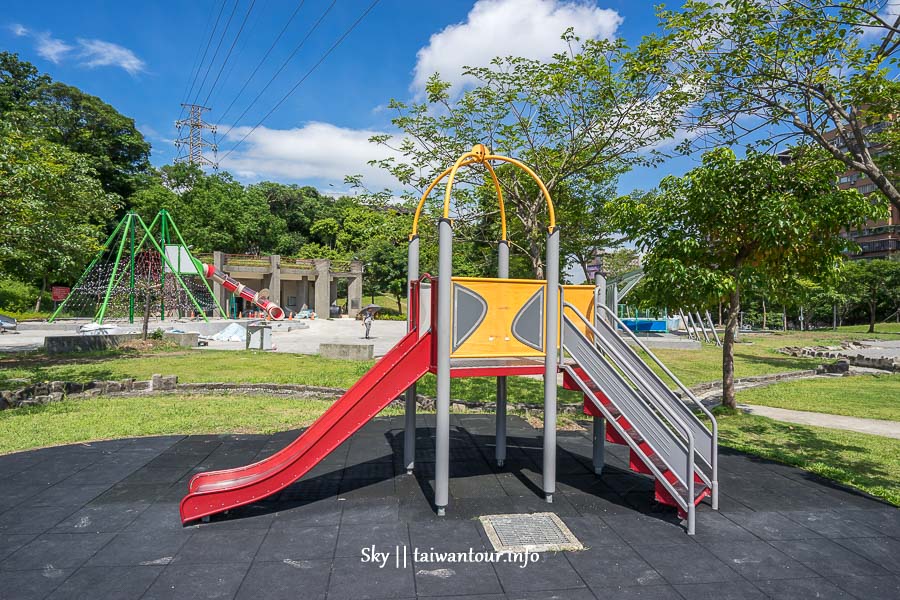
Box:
561, 321, 696, 533
565, 304, 697, 459
562, 364, 691, 515
596, 302, 718, 508
579, 307, 712, 490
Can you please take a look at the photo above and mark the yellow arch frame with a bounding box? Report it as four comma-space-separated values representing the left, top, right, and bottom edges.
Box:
410, 144, 556, 240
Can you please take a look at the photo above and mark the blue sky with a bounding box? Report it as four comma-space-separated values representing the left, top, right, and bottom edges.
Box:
3, 0, 698, 196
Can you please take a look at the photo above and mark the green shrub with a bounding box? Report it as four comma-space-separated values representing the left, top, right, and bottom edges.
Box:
0, 278, 46, 313
2, 310, 51, 321
377, 314, 407, 321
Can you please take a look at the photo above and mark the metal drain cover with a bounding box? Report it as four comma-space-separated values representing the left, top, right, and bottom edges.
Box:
479, 512, 583, 553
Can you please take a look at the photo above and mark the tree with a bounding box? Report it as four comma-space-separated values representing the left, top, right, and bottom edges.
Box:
601, 247, 641, 279
39, 82, 151, 198
610, 148, 879, 408
661, 0, 900, 215
0, 52, 49, 119
129, 164, 287, 254
0, 123, 119, 309
841, 259, 900, 331
0, 52, 150, 198
362, 30, 695, 277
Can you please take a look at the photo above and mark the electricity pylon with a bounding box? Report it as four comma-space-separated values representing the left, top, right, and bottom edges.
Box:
175, 104, 218, 169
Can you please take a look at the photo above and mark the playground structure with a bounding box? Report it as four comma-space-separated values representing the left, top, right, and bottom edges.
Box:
179, 145, 718, 534
679, 309, 722, 346
201, 263, 284, 320
49, 210, 283, 324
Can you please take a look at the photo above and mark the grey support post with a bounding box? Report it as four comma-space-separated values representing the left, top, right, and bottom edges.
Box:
404, 235, 420, 475
495, 240, 509, 468
435, 218, 453, 516
592, 272, 606, 475
706, 310, 722, 347
696, 311, 711, 343
542, 227, 560, 503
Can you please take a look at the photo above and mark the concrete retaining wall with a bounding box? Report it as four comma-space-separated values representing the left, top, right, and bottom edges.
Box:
44, 332, 198, 354
319, 343, 374, 360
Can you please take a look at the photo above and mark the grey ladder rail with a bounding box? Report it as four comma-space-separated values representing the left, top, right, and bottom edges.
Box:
561, 314, 699, 534
590, 303, 718, 503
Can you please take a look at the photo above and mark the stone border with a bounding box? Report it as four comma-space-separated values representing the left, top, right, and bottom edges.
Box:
780, 344, 900, 372
1, 375, 591, 414
1, 375, 177, 410
0, 366, 855, 413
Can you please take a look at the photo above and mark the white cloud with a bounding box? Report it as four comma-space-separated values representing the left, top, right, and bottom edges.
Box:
11, 24, 145, 75
77, 38, 145, 75
35, 32, 73, 64
412, 0, 622, 95
218, 122, 400, 189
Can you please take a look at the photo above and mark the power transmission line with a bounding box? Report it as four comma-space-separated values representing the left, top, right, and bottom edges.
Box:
219, 0, 381, 162
218, 0, 308, 124
201, 0, 258, 107
179, 0, 229, 125
191, 0, 242, 107
217, 0, 337, 141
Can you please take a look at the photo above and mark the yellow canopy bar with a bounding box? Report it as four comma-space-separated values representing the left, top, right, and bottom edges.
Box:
409, 144, 555, 238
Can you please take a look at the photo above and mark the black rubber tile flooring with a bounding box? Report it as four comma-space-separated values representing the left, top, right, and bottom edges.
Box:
0, 415, 897, 600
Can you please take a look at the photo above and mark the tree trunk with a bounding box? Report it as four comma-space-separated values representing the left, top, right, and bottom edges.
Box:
722, 285, 741, 409
718, 301, 723, 327
34, 275, 48, 312
762, 298, 767, 330
868, 300, 877, 333
782, 306, 787, 331
142, 290, 153, 339
396, 294, 402, 315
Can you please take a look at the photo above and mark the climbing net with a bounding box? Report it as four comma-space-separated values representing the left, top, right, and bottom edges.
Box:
57, 247, 215, 321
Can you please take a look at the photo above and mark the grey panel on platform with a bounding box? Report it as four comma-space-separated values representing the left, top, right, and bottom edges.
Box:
511, 287, 544, 351
452, 284, 487, 352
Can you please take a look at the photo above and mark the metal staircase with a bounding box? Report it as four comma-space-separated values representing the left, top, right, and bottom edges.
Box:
560, 302, 718, 535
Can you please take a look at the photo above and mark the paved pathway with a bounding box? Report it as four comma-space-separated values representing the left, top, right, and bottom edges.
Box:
1, 415, 898, 600
739, 404, 900, 439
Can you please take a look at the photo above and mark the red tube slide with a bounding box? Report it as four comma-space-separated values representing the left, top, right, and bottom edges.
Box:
202, 263, 285, 320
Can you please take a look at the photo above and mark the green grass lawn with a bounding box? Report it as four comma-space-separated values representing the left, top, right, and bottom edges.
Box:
715, 408, 900, 506
5, 325, 896, 392
737, 374, 900, 422
641, 325, 900, 387
0, 393, 403, 455
0, 348, 582, 405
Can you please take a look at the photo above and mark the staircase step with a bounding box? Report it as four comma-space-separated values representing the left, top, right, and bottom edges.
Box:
655, 479, 710, 516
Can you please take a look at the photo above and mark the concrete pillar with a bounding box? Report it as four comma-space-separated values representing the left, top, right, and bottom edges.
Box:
348, 260, 363, 318
213, 251, 226, 317
269, 255, 281, 305
314, 259, 331, 316
298, 277, 308, 309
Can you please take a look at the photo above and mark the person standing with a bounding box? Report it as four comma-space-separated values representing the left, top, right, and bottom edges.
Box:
363, 311, 374, 339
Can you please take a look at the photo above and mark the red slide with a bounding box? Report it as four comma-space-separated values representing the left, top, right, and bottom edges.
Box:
179, 329, 433, 523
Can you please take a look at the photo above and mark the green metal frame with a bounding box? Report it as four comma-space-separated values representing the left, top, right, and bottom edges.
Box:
48, 216, 127, 322
50, 210, 225, 324
163, 210, 224, 317
96, 214, 132, 323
